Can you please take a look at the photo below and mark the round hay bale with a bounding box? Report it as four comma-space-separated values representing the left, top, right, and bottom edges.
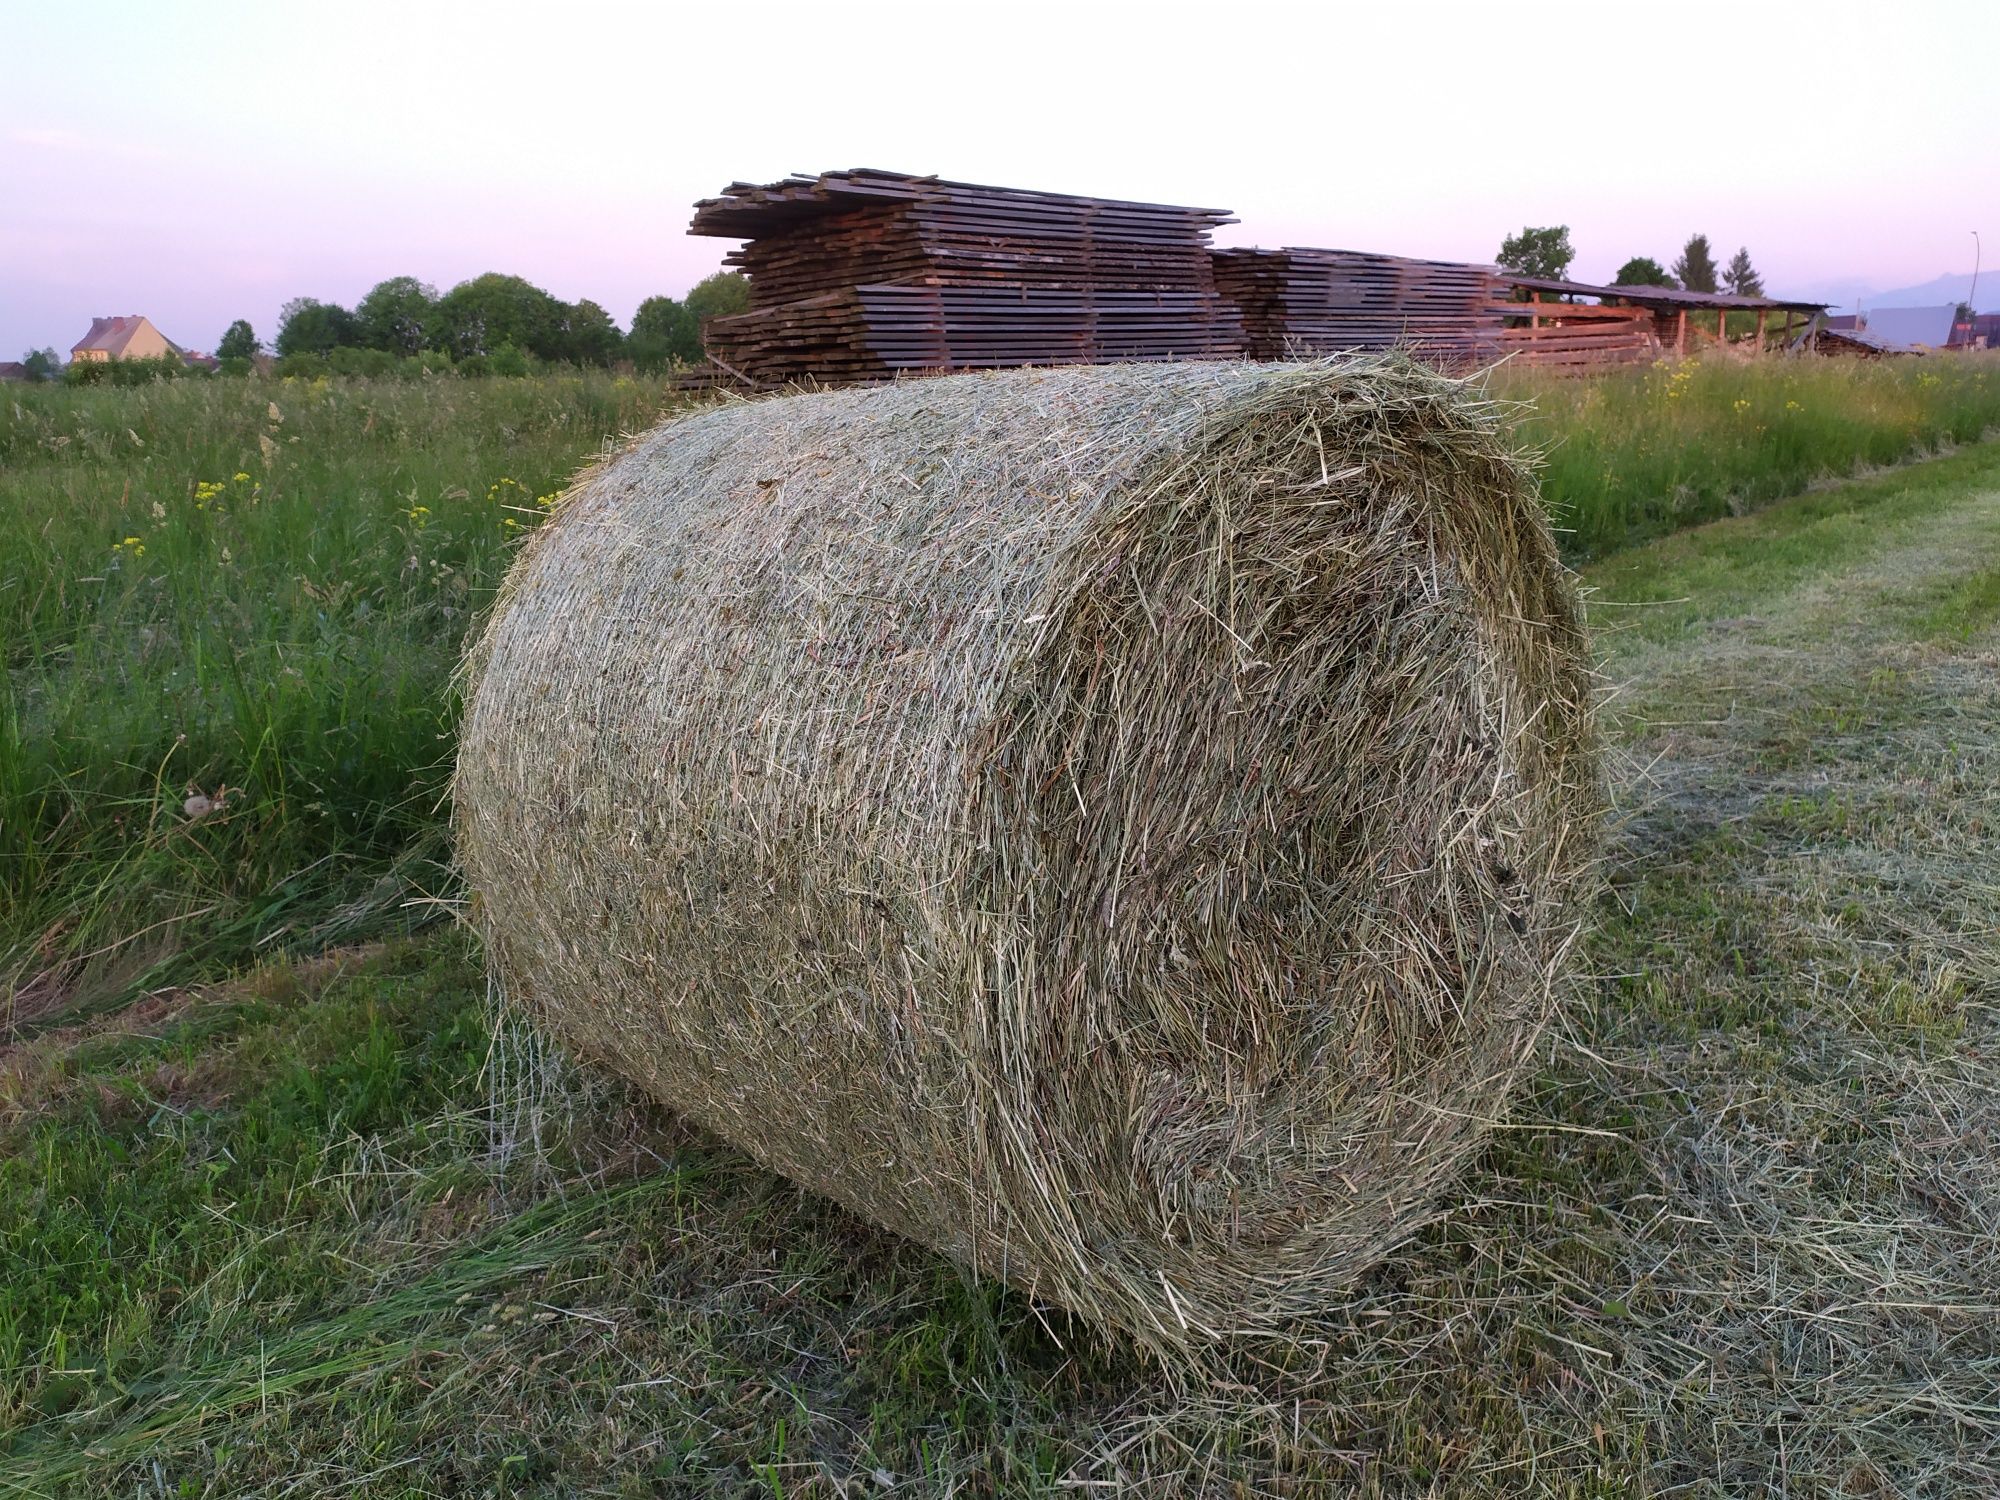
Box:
454, 358, 1599, 1351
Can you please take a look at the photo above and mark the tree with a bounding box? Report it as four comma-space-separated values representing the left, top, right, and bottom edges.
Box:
627, 294, 701, 370
429, 273, 568, 361
1722, 247, 1763, 297
217, 320, 259, 361
561, 299, 624, 365
21, 347, 60, 382
1671, 234, 1719, 294
684, 271, 751, 323
275, 298, 361, 356
1612, 256, 1677, 288
1495, 226, 1575, 282
355, 277, 437, 355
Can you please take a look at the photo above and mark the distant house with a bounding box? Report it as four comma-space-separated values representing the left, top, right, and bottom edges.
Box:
1950, 312, 1998, 350
70, 315, 183, 364
0, 361, 30, 383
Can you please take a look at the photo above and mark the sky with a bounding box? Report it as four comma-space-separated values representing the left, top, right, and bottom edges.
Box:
4, 0, 1997, 358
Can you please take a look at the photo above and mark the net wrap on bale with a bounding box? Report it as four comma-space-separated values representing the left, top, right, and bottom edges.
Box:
454, 359, 1598, 1351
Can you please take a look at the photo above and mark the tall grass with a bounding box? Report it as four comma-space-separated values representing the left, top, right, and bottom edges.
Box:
0, 373, 685, 1023
4, 356, 1998, 1020
1496, 351, 2000, 554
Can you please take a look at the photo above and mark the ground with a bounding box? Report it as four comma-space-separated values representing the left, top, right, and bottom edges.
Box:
3, 444, 1998, 1497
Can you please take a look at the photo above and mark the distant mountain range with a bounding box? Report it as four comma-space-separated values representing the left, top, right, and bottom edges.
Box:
1783, 271, 1989, 314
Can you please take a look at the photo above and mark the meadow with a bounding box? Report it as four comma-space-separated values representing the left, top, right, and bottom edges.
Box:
1, 372, 685, 1026
1497, 351, 2000, 552
3, 355, 1998, 1495
6, 356, 1998, 1017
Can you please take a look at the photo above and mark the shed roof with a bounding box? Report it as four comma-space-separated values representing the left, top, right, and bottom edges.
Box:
1502, 275, 1828, 313
1818, 326, 1914, 355
1864, 304, 1956, 350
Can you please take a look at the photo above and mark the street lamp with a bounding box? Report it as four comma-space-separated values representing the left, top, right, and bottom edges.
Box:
1971, 231, 1981, 324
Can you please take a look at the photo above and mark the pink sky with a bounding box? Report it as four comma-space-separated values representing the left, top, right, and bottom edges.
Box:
5, 0, 1996, 358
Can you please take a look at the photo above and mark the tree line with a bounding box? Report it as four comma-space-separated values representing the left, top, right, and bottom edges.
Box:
9, 269, 751, 384
1495, 228, 1764, 296
244, 270, 749, 372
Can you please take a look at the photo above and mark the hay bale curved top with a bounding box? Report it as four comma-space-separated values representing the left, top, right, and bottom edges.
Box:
454, 358, 1598, 1352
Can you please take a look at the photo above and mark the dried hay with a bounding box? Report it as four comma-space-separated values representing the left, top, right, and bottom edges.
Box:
452, 357, 1600, 1353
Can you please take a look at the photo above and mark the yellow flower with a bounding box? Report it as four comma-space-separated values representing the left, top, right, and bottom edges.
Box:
234, 471, 251, 483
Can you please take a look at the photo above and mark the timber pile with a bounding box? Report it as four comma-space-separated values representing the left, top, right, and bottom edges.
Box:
1212, 248, 1507, 364
687, 170, 1245, 386
1494, 298, 1659, 369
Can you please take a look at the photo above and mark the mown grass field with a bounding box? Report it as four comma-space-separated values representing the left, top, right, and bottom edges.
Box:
3, 358, 1998, 1496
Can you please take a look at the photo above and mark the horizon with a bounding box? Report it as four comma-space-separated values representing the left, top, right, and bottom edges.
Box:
5, 0, 1996, 358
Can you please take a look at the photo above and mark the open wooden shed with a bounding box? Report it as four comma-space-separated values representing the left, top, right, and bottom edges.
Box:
1500, 276, 1830, 362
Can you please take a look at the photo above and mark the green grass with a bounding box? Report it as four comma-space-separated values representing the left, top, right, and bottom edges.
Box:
1, 372, 686, 1027
6, 358, 1998, 1028
3, 366, 1999, 1495
1498, 350, 2000, 554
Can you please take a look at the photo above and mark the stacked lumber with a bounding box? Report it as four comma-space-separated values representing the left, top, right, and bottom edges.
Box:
688, 170, 1244, 387
1212, 248, 1507, 364
1494, 299, 1658, 369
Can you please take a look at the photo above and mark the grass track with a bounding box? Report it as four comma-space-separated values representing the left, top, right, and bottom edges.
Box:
3, 441, 1997, 1495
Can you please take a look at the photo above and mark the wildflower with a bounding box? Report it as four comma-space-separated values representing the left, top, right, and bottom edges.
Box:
1784, 399, 1803, 412
234, 471, 251, 483
405, 504, 432, 528
1732, 399, 1750, 414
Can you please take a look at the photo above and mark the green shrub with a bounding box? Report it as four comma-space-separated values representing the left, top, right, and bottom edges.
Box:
62, 355, 199, 388
326, 346, 397, 379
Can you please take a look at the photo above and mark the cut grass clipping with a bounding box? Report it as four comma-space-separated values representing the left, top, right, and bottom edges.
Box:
454, 358, 1601, 1354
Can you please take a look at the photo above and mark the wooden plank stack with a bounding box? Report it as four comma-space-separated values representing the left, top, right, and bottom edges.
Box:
1212, 248, 1509, 365
687, 170, 1245, 387
1493, 299, 1658, 369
